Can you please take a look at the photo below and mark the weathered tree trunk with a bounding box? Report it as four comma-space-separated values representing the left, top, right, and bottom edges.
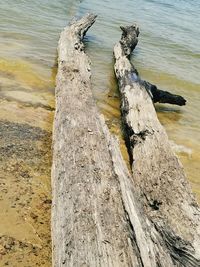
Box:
51, 14, 149, 267
114, 24, 200, 266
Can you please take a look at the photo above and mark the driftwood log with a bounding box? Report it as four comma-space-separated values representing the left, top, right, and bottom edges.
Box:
114, 24, 200, 266
52, 14, 200, 267
52, 14, 146, 266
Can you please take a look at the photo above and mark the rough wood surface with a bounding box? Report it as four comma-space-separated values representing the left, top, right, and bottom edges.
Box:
114, 24, 200, 266
52, 14, 144, 267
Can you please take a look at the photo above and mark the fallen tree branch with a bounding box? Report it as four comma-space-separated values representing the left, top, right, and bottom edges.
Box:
114, 24, 200, 266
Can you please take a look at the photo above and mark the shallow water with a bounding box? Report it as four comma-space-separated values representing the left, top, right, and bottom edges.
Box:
0, 0, 200, 266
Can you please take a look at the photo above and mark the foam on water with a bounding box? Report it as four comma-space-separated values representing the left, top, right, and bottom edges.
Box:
170, 140, 192, 158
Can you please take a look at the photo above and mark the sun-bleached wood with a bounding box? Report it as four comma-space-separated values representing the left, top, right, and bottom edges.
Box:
52, 14, 144, 267
114, 24, 200, 266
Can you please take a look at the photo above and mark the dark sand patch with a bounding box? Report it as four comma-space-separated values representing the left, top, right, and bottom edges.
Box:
0, 121, 52, 266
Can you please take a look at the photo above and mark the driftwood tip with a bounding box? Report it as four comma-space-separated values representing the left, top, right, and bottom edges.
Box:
69, 13, 97, 27
120, 24, 139, 36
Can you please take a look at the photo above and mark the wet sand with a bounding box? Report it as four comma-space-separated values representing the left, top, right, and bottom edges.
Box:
0, 110, 53, 266
0, 60, 53, 266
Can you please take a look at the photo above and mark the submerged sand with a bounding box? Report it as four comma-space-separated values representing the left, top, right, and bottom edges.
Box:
0, 60, 53, 266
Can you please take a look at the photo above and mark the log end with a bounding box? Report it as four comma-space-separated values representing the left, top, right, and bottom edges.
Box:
119, 24, 140, 57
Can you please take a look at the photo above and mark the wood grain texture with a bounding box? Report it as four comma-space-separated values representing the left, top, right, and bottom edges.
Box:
52, 14, 141, 267
114, 24, 200, 267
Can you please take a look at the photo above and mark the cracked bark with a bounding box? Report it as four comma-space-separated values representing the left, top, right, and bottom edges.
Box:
114, 24, 200, 266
